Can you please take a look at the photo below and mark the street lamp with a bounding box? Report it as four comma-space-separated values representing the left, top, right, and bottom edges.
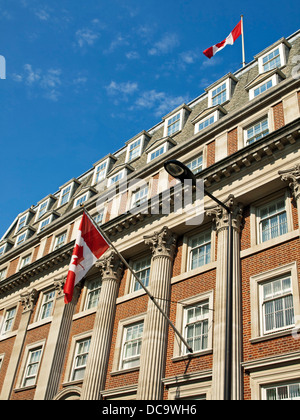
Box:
164, 159, 233, 401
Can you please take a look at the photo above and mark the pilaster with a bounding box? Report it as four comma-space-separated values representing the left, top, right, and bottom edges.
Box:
80, 250, 123, 400
136, 226, 177, 400
279, 163, 300, 225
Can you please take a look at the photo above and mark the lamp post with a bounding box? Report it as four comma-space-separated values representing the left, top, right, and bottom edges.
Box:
164, 159, 233, 400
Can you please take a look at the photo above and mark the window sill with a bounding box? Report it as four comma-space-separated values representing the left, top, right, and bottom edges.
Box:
172, 348, 213, 362
250, 327, 294, 343
110, 366, 140, 377
27, 317, 52, 330
171, 261, 217, 284
13, 385, 36, 393
62, 379, 83, 388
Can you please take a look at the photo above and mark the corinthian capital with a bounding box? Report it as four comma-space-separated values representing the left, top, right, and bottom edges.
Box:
144, 226, 177, 259
95, 250, 124, 282
279, 163, 300, 201
206, 194, 243, 233
20, 288, 38, 313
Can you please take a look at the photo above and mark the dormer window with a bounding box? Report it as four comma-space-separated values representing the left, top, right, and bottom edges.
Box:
125, 131, 151, 163
0, 245, 5, 257
16, 214, 28, 233
206, 74, 238, 108
256, 39, 291, 74
146, 137, 176, 163
107, 164, 134, 187
58, 180, 80, 207
37, 201, 48, 220
163, 105, 191, 137
92, 155, 117, 185
16, 232, 27, 246
39, 216, 52, 232
108, 169, 125, 186
246, 69, 286, 101
192, 105, 227, 135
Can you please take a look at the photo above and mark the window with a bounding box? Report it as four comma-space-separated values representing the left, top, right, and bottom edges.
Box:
262, 47, 281, 72
263, 382, 300, 400
16, 214, 28, 232
132, 256, 151, 292
39, 216, 51, 232
127, 138, 142, 162
148, 144, 167, 162
131, 185, 148, 209
187, 155, 203, 175
260, 276, 295, 334
22, 347, 42, 387
39, 290, 55, 320
37, 201, 48, 220
74, 193, 88, 208
189, 230, 211, 270
184, 301, 209, 354
0, 268, 7, 281
71, 338, 91, 381
167, 113, 181, 136
93, 210, 104, 226
16, 232, 27, 246
1, 307, 16, 334
94, 160, 107, 184
254, 79, 273, 98
0, 245, 5, 257
85, 278, 102, 310
54, 232, 67, 250
120, 322, 143, 370
108, 170, 124, 186
20, 254, 31, 269
211, 82, 227, 106
258, 198, 288, 243
245, 117, 269, 145
198, 115, 215, 132
60, 185, 72, 206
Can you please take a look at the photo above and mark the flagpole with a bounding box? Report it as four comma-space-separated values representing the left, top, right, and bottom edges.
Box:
241, 14, 246, 67
81, 206, 193, 354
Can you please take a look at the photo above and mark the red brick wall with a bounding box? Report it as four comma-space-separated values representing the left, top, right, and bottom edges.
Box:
273, 101, 285, 130
206, 141, 215, 167
228, 128, 238, 155
6, 257, 20, 278
42, 235, 53, 257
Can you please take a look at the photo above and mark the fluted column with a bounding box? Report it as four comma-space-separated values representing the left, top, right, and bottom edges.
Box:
80, 250, 123, 400
0, 288, 38, 400
34, 277, 79, 400
136, 226, 177, 400
206, 195, 243, 400
279, 163, 300, 226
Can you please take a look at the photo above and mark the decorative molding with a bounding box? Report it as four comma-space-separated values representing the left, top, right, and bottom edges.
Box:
95, 250, 124, 282
279, 163, 300, 200
20, 288, 38, 313
206, 194, 244, 233
144, 226, 177, 259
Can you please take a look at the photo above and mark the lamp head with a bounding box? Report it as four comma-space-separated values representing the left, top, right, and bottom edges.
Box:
164, 159, 196, 186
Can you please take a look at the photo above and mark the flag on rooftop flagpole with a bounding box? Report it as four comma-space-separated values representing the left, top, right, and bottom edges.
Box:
203, 20, 242, 59
63, 210, 109, 304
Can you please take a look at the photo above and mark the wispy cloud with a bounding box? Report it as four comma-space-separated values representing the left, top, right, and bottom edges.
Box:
106, 81, 138, 98
76, 28, 100, 48
104, 35, 129, 54
34, 8, 50, 21
125, 51, 140, 60
12, 64, 62, 101
148, 33, 179, 56
133, 89, 187, 116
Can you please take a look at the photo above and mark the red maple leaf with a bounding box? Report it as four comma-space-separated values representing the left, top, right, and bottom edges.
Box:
72, 245, 85, 269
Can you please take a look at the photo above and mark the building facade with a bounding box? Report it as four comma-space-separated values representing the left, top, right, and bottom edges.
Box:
0, 30, 300, 401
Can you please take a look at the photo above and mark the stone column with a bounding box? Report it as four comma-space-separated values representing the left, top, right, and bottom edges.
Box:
0, 288, 38, 400
279, 163, 300, 225
80, 250, 123, 400
34, 277, 78, 400
206, 195, 243, 400
136, 226, 177, 400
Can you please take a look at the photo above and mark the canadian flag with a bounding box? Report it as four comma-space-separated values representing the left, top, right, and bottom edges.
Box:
203, 20, 242, 59
63, 211, 109, 304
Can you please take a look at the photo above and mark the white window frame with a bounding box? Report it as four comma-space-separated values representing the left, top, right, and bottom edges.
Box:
84, 277, 102, 310
19, 342, 45, 389
58, 182, 77, 207
257, 197, 288, 244
126, 137, 143, 162
38, 215, 53, 233
147, 143, 168, 163
250, 262, 300, 340
188, 229, 212, 271
73, 192, 89, 209
0, 267, 7, 281
20, 254, 31, 269
38, 289, 55, 321
0, 245, 6, 257
70, 337, 91, 382
36, 199, 49, 221
130, 255, 151, 293
244, 116, 269, 146
262, 381, 300, 400
93, 159, 108, 185
173, 291, 214, 359
93, 209, 104, 227
53, 231, 67, 250
259, 275, 295, 335
108, 168, 126, 187
130, 184, 149, 210
119, 321, 144, 371
183, 300, 210, 354
1, 306, 17, 335
15, 213, 29, 234
186, 154, 203, 175
15, 231, 29, 247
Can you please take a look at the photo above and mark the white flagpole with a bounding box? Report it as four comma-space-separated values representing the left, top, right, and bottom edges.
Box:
82, 206, 193, 354
241, 15, 246, 67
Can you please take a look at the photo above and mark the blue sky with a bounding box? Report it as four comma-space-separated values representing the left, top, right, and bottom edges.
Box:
0, 0, 299, 237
